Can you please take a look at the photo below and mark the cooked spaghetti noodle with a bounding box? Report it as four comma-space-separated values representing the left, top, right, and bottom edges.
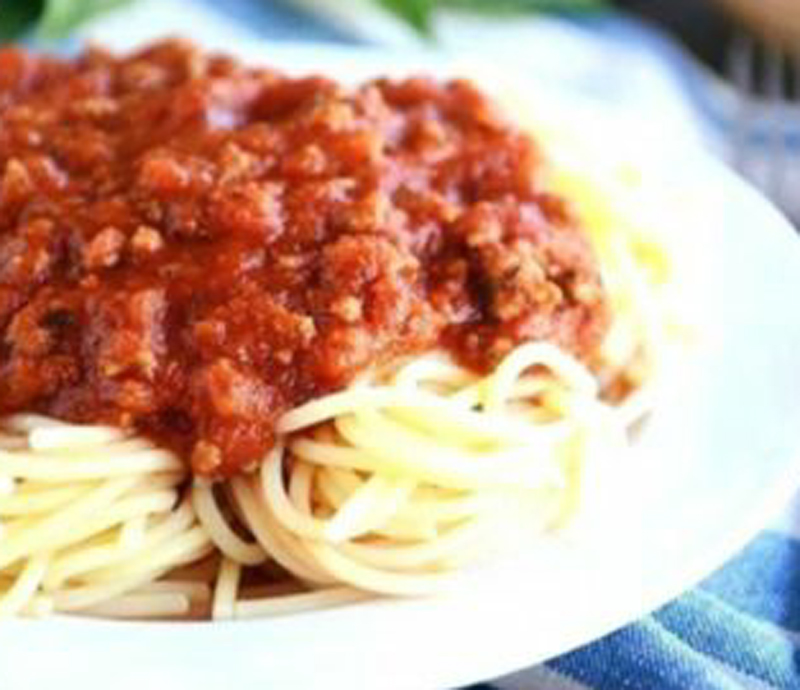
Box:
0, 329, 658, 619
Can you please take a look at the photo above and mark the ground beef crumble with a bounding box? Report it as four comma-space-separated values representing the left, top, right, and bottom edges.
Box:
0, 40, 608, 477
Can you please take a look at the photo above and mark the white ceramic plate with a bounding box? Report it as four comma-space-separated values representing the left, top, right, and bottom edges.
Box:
3, 40, 800, 690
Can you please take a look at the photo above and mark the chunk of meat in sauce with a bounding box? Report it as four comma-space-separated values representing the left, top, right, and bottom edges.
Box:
0, 41, 608, 477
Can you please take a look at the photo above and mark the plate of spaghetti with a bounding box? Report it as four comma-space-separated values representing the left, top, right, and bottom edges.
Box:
1, 37, 800, 690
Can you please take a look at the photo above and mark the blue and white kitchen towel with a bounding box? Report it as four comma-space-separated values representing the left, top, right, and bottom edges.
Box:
74, 1, 800, 687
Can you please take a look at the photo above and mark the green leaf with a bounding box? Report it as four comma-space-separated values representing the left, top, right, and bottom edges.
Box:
378, 0, 436, 34
0, 0, 45, 41
377, 0, 608, 33
37, 0, 134, 38
443, 0, 607, 12
0, 0, 136, 42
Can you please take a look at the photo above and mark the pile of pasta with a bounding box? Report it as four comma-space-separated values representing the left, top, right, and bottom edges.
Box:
0, 339, 640, 620
0, 146, 671, 621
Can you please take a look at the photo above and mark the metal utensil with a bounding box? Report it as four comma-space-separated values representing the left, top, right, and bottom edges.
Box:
726, 31, 799, 224
715, 0, 800, 57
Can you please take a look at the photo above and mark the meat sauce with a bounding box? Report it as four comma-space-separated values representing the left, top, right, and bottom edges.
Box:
0, 41, 608, 477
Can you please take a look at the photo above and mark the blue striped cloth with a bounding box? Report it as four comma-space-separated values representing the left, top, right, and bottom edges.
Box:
80, 2, 800, 687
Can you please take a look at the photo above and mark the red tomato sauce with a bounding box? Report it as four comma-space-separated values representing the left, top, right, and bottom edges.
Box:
0, 40, 608, 477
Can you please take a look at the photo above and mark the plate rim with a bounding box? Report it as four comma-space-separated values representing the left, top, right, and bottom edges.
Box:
3, 38, 800, 690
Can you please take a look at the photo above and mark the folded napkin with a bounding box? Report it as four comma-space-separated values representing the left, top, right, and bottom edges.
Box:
77, 2, 800, 688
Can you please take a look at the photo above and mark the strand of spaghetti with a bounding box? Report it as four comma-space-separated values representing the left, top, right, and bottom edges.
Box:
394, 357, 562, 438
0, 477, 137, 569
73, 524, 213, 585
121, 472, 185, 492
390, 492, 495, 525
278, 386, 559, 446
381, 402, 545, 452
282, 452, 415, 544
13, 477, 96, 493
336, 518, 493, 571
372, 520, 437, 542
314, 466, 363, 509
483, 342, 599, 414
28, 425, 128, 451
3, 490, 180, 580
4, 487, 176, 543
234, 587, 370, 619
7, 439, 156, 460
43, 501, 195, 589
77, 592, 192, 619
304, 420, 564, 535
136, 581, 212, 621
448, 377, 524, 409
192, 483, 267, 565
4, 471, 183, 510
393, 355, 477, 389
118, 515, 147, 551
288, 452, 340, 520
323, 474, 415, 543
347, 403, 559, 464
331, 410, 565, 490
292, 436, 489, 491
0, 449, 182, 480
0, 482, 94, 516
259, 445, 331, 540
302, 539, 454, 596
286, 459, 315, 517
282, 452, 487, 587
212, 558, 242, 620
250, 473, 350, 583
512, 376, 563, 401
237, 587, 369, 618
313, 468, 355, 515
0, 553, 49, 618
594, 224, 664, 396
287, 459, 317, 509
610, 226, 664, 353
44, 542, 146, 592
51, 528, 212, 611
229, 476, 335, 586
373, 503, 481, 543
138, 580, 213, 598
261, 443, 412, 544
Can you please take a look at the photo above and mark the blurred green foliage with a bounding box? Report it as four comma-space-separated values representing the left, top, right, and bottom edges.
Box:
0, 1, 44, 40
379, 0, 608, 33
0, 0, 132, 40
0, 0, 608, 42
